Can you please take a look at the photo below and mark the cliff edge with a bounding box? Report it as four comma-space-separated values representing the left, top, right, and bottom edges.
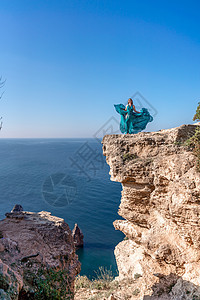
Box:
102, 124, 200, 299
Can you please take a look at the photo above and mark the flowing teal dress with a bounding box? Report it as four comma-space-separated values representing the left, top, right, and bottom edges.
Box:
114, 104, 153, 134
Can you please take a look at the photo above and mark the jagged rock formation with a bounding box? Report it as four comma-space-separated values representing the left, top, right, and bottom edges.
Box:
102, 124, 200, 299
0, 205, 81, 299
72, 223, 84, 248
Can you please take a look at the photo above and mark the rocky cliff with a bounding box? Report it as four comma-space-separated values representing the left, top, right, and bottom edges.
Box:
0, 205, 81, 299
102, 124, 200, 299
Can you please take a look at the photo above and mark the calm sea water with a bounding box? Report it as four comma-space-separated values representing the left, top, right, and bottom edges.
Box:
0, 138, 124, 279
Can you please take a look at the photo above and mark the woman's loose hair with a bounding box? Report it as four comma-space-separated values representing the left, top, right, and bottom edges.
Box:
128, 98, 133, 105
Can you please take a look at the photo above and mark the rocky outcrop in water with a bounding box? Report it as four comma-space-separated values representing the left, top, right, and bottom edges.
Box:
72, 223, 84, 248
102, 123, 200, 299
0, 205, 81, 299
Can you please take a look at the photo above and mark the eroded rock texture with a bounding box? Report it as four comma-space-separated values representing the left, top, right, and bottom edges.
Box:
0, 206, 81, 299
102, 124, 200, 299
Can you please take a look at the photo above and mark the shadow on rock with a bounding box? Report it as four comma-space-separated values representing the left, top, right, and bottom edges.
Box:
143, 273, 200, 300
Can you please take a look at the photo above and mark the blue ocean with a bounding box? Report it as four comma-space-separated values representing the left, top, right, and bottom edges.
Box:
0, 138, 124, 279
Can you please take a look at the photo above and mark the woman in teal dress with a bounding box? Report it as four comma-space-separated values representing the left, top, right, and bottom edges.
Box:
114, 98, 153, 134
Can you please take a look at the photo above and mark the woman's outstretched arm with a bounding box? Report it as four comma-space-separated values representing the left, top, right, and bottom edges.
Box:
133, 105, 140, 113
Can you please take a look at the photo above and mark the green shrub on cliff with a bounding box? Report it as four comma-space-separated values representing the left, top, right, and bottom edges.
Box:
185, 127, 200, 171
184, 102, 200, 172
23, 263, 73, 300
193, 102, 200, 122
34, 265, 72, 300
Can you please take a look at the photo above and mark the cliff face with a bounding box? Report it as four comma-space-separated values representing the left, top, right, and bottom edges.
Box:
0, 206, 81, 299
102, 124, 200, 298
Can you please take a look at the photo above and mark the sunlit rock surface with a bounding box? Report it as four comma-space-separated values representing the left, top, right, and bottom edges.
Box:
102, 124, 200, 299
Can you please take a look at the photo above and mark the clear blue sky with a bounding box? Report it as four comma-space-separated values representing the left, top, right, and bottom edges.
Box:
0, 0, 200, 138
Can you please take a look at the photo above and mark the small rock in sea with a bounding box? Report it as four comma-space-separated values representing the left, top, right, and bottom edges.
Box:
11, 204, 24, 212
72, 223, 84, 248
